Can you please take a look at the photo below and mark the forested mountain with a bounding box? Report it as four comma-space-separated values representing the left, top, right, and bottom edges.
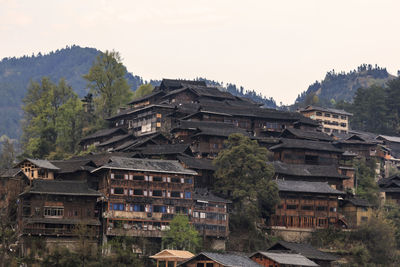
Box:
294, 64, 397, 108
0, 45, 143, 139
0, 46, 276, 140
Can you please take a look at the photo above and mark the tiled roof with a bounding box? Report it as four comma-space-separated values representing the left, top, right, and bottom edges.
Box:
97, 134, 134, 147
150, 249, 194, 260
281, 128, 333, 142
24, 180, 101, 196
128, 90, 165, 105
343, 197, 372, 207
0, 168, 22, 178
269, 138, 343, 153
79, 128, 126, 142
160, 79, 206, 91
193, 188, 231, 203
179, 252, 262, 267
138, 144, 192, 156
275, 180, 345, 195
377, 134, 400, 143
18, 159, 60, 170
300, 105, 353, 116
92, 156, 197, 175
177, 155, 216, 171
70, 152, 133, 167
272, 161, 348, 179
50, 159, 96, 174
267, 241, 338, 261
252, 252, 319, 266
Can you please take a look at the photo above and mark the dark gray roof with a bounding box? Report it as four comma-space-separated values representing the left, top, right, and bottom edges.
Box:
377, 135, 400, 143
179, 252, 262, 267
270, 138, 343, 153
160, 79, 206, 91
272, 161, 348, 179
79, 128, 126, 142
92, 156, 197, 175
281, 128, 333, 142
50, 159, 96, 174
24, 180, 101, 197
300, 105, 353, 116
127, 90, 165, 105
138, 144, 192, 156
275, 180, 345, 195
193, 188, 231, 203
251, 252, 318, 266
267, 241, 338, 261
343, 197, 372, 207
18, 159, 60, 170
97, 134, 134, 147
177, 155, 216, 171
0, 168, 22, 178
378, 175, 400, 192
115, 133, 170, 152
70, 152, 134, 167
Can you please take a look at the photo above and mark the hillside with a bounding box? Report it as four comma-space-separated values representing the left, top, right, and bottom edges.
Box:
0, 45, 144, 139
294, 64, 397, 108
0, 45, 277, 140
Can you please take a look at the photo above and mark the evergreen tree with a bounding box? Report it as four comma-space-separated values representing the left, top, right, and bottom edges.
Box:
0, 138, 15, 169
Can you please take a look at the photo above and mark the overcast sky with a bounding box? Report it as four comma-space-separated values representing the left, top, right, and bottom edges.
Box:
1, 0, 399, 104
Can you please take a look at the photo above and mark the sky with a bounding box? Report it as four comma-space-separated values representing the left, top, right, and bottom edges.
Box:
1, 0, 400, 105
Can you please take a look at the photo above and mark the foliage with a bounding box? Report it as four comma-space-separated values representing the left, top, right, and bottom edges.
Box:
0, 138, 15, 169
311, 212, 400, 266
0, 45, 143, 139
294, 64, 393, 109
133, 84, 154, 100
353, 158, 380, 206
21, 77, 84, 158
102, 237, 144, 267
41, 247, 81, 267
213, 133, 279, 229
385, 203, 400, 248
83, 50, 133, 119
162, 214, 200, 252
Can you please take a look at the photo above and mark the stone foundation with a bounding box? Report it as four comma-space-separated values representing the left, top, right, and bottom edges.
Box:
270, 227, 313, 242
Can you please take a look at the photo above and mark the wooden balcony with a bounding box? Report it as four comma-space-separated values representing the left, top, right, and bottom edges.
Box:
106, 228, 163, 238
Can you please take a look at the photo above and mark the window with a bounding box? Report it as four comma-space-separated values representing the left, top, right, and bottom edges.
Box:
153, 190, 162, 197
44, 207, 64, 217
111, 203, 124, 211
340, 123, 347, 127
132, 204, 145, 212
316, 112, 322, 116
206, 263, 214, 267
171, 191, 181, 198
323, 127, 331, 133
325, 113, 331, 117
341, 115, 347, 120
113, 188, 124, 195
330, 207, 337, 212
133, 175, 144, 181
113, 174, 124, 180
185, 178, 193, 184
153, 205, 167, 213
171, 177, 180, 183
153, 176, 163, 182
134, 189, 143, 196
332, 114, 339, 119
361, 216, 368, 222
287, 205, 298, 210
185, 192, 191, 199
301, 205, 313, 210
316, 206, 327, 211
197, 263, 205, 267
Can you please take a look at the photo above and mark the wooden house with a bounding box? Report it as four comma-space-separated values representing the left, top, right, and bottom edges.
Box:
79, 128, 127, 150
272, 161, 349, 190
150, 249, 194, 267
333, 133, 377, 158
270, 180, 344, 229
18, 180, 102, 256
16, 158, 60, 181
376, 135, 400, 159
339, 197, 373, 228
279, 128, 333, 142
250, 251, 319, 267
192, 188, 231, 248
270, 139, 343, 166
265, 241, 338, 267
134, 143, 194, 160
378, 174, 400, 204
0, 168, 29, 216
178, 252, 262, 267
177, 155, 216, 188
91, 157, 198, 239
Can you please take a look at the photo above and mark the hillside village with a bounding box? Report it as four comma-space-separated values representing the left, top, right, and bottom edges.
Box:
1, 77, 400, 266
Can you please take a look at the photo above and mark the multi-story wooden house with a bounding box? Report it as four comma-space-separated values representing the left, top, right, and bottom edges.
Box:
270, 180, 344, 229
378, 174, 400, 204
79, 128, 128, 150
91, 157, 198, 239
272, 161, 349, 190
270, 138, 343, 166
299, 105, 353, 134
339, 197, 373, 228
16, 158, 60, 181
18, 179, 102, 255
0, 168, 29, 216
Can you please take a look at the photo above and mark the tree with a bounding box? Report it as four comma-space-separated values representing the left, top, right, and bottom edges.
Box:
83, 50, 133, 119
133, 84, 154, 100
0, 138, 15, 169
213, 134, 279, 228
353, 158, 380, 206
162, 214, 200, 252
21, 77, 83, 158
